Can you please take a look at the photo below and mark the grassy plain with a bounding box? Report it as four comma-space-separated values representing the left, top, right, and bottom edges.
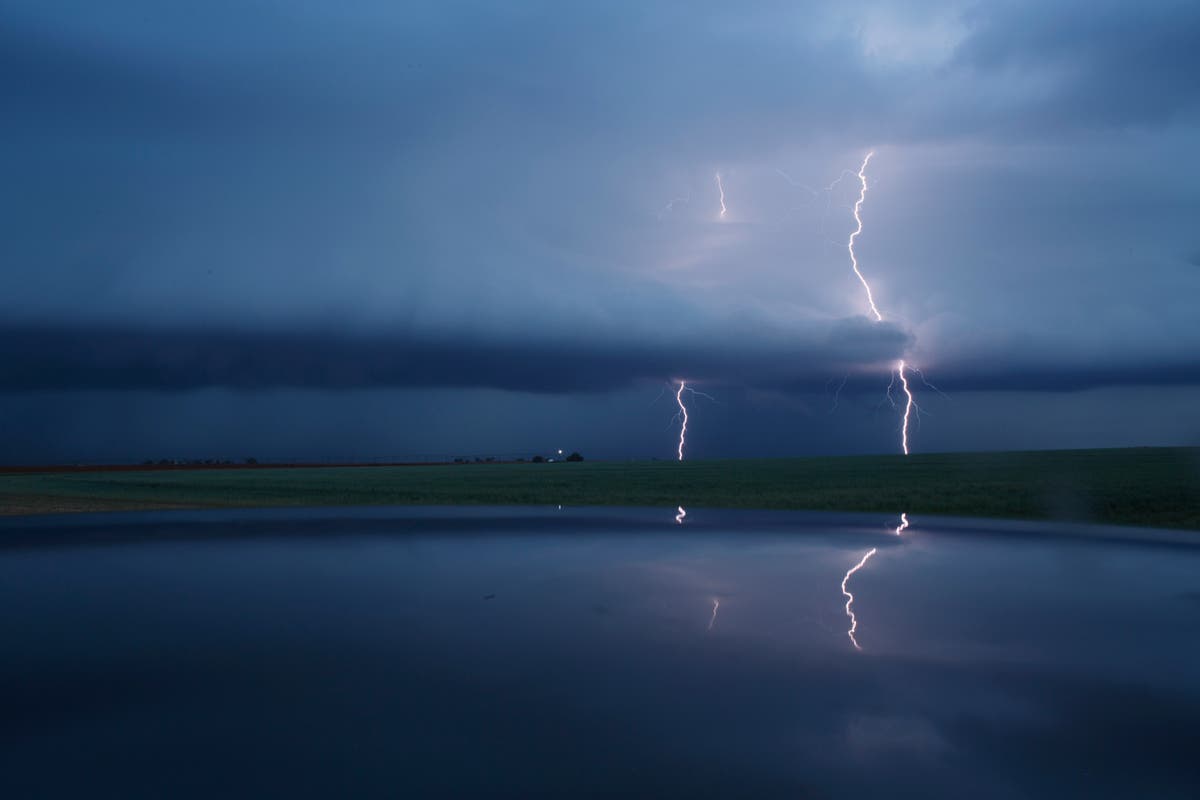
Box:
1, 447, 1198, 529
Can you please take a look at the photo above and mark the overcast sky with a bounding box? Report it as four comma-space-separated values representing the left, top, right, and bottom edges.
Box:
2, 0, 1198, 463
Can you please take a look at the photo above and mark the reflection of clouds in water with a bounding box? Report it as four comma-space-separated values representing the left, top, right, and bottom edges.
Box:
843, 714, 952, 758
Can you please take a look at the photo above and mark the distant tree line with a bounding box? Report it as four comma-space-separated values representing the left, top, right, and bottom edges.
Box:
530, 452, 583, 463
142, 457, 259, 466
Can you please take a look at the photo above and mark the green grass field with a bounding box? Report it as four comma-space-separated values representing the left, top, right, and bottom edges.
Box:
2, 447, 1198, 529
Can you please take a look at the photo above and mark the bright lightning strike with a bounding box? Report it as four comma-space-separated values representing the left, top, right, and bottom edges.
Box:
674, 381, 690, 524
848, 152, 882, 322
840, 151, 927, 455
839, 515, 907, 649
675, 380, 689, 461
715, 173, 727, 220
897, 361, 915, 456
668, 384, 714, 522
841, 548, 877, 651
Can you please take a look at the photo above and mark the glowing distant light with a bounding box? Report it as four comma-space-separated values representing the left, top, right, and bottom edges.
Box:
676, 505, 687, 524
894, 512, 909, 535
708, 597, 720, 631
848, 152, 882, 322
675, 380, 689, 461
841, 548, 877, 650
716, 173, 727, 219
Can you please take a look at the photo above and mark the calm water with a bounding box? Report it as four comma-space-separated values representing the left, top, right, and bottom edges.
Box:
2, 507, 1198, 798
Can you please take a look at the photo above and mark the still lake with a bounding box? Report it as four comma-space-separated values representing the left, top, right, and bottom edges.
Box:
2, 506, 1198, 798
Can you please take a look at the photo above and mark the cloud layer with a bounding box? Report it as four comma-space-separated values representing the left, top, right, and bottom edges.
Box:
2, 0, 1199, 458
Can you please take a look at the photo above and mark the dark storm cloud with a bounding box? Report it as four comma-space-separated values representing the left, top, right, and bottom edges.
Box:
0, 320, 908, 393
3, 321, 1195, 395
7, 1, 1197, 147
954, 1, 1200, 129
784, 360, 1200, 395
913, 360, 1200, 393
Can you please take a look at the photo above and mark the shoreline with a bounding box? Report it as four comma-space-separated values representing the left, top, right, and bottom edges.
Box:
3, 447, 1198, 530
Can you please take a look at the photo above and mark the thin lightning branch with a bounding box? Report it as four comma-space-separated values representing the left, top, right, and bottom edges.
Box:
715, 173, 727, 220
675, 380, 689, 461
682, 386, 718, 404
828, 374, 849, 414
775, 168, 820, 199
658, 195, 690, 219
883, 370, 898, 409
841, 548, 877, 651
820, 168, 861, 238
823, 167, 860, 195
894, 513, 909, 536
708, 598, 720, 631
848, 152, 882, 322
777, 166, 860, 231
910, 366, 951, 401
648, 381, 670, 408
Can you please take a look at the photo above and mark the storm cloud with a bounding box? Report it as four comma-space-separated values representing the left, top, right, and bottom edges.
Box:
1, 0, 1198, 460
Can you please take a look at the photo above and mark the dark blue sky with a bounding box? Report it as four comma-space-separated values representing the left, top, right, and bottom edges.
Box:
2, 1, 1199, 463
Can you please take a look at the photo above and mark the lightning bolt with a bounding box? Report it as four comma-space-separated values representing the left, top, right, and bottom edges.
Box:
708, 597, 720, 631
715, 173, 727, 220
897, 361, 915, 456
840, 514, 909, 648
841, 151, 925, 456
848, 152, 883, 323
841, 548, 877, 651
668, 383, 716, 522
673, 380, 690, 524
675, 380, 689, 461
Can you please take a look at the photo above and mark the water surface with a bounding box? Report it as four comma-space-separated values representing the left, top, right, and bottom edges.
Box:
2, 507, 1198, 798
